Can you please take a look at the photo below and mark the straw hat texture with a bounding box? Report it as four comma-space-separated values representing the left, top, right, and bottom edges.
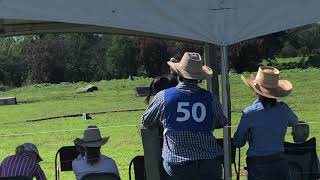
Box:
167, 52, 213, 80
241, 66, 292, 99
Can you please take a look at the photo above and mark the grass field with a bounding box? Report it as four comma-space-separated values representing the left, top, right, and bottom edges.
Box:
0, 68, 319, 180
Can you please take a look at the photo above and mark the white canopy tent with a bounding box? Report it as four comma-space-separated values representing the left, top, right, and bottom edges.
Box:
1, 1, 320, 179
1, 0, 320, 45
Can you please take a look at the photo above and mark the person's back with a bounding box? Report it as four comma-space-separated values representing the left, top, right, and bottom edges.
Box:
162, 86, 221, 162
141, 52, 229, 180
0, 143, 46, 180
72, 154, 119, 180
242, 101, 295, 157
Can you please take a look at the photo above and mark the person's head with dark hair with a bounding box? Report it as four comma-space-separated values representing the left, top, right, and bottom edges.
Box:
74, 125, 109, 165
74, 138, 85, 157
258, 94, 277, 109
178, 76, 202, 84
85, 147, 101, 165
292, 121, 310, 144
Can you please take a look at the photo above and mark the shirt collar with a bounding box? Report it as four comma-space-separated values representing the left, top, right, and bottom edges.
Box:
176, 81, 198, 87
253, 98, 260, 104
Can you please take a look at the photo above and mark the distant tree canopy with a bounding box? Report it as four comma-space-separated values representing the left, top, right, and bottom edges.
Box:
0, 23, 320, 87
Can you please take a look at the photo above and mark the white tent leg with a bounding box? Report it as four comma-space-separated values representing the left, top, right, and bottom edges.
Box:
221, 46, 232, 180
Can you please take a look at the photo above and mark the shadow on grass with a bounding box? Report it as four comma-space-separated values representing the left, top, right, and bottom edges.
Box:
18, 100, 41, 104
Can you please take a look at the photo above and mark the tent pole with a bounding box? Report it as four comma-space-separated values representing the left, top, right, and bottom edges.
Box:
204, 43, 219, 97
221, 45, 232, 180
0, 19, 4, 34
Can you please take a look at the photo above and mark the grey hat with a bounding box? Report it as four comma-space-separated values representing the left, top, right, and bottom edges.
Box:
75, 126, 109, 148
22, 143, 43, 162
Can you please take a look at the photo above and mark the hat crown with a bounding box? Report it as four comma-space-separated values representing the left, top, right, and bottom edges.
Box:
180, 52, 203, 73
83, 127, 102, 142
255, 66, 280, 88
22, 143, 39, 154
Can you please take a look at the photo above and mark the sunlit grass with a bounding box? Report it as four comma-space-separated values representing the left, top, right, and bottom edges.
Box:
0, 69, 319, 179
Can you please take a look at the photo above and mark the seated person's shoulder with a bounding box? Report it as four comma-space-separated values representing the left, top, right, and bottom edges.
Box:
1, 155, 15, 164
100, 155, 117, 164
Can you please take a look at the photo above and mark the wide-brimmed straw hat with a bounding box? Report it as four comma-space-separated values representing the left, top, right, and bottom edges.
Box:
241, 66, 292, 99
74, 126, 109, 147
167, 52, 213, 80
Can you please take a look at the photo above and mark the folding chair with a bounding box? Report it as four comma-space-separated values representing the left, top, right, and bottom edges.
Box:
55, 146, 80, 180
284, 137, 320, 180
0, 177, 32, 180
128, 156, 146, 180
81, 173, 120, 180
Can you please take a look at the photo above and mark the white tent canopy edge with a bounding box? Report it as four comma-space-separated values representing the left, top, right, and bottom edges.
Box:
1, 0, 320, 45
1, 1, 320, 180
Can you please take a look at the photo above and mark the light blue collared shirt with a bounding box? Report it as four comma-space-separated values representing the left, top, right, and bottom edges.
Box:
72, 155, 119, 180
234, 99, 298, 157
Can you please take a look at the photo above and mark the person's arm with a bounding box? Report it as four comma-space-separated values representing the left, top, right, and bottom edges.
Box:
141, 91, 165, 129
72, 159, 80, 180
281, 103, 298, 127
35, 165, 47, 180
111, 159, 120, 177
233, 112, 250, 148
212, 95, 230, 129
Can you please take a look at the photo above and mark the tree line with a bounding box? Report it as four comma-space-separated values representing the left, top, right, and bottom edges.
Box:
1, 24, 320, 87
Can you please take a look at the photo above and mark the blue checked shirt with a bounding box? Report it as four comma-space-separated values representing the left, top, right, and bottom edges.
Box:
141, 81, 229, 163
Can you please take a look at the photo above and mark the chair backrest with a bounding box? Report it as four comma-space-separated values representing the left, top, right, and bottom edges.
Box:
0, 177, 32, 180
284, 137, 319, 180
128, 156, 145, 180
81, 173, 120, 180
55, 146, 80, 180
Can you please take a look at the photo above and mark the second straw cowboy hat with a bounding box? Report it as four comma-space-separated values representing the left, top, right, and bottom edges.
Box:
241, 66, 293, 99
167, 52, 213, 80
75, 126, 109, 147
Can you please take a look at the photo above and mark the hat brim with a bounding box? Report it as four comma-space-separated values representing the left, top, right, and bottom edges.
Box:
22, 144, 43, 162
241, 75, 292, 99
167, 61, 213, 80
75, 136, 109, 147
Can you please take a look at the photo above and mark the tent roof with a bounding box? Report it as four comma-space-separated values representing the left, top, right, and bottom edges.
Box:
0, 19, 200, 43
1, 0, 320, 45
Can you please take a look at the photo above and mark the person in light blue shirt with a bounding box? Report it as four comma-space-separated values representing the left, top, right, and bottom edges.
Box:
234, 66, 298, 180
72, 126, 119, 180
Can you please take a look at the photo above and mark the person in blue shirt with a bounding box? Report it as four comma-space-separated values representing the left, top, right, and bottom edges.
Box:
141, 52, 229, 180
234, 66, 298, 180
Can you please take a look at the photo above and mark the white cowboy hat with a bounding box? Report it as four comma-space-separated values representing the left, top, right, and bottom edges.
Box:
75, 126, 109, 147
167, 52, 213, 80
241, 66, 293, 99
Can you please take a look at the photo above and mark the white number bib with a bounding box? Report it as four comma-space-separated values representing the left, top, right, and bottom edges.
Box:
176, 102, 206, 122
